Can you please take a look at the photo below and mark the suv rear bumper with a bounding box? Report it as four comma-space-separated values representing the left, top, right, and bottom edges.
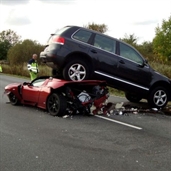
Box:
40, 51, 65, 68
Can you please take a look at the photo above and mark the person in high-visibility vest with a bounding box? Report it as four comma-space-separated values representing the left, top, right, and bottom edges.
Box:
0, 64, 2, 73
27, 54, 39, 81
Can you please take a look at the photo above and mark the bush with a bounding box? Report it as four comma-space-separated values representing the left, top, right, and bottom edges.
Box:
1, 63, 51, 78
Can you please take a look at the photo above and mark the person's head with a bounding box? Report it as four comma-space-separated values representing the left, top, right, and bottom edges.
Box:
32, 54, 37, 60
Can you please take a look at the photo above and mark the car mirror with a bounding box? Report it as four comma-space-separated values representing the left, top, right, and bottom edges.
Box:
139, 60, 148, 67
23, 82, 30, 86
144, 59, 148, 64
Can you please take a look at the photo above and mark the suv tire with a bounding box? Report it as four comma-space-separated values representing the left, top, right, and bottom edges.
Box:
63, 59, 90, 81
148, 86, 168, 109
52, 69, 63, 79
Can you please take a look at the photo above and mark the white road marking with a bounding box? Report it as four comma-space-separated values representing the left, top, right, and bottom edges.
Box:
95, 115, 142, 130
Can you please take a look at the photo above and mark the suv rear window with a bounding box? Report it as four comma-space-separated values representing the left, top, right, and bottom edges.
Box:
72, 30, 92, 43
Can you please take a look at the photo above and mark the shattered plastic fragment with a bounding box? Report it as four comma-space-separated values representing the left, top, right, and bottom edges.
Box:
63, 115, 70, 118
152, 108, 158, 111
107, 113, 110, 116
115, 102, 124, 109
119, 111, 123, 115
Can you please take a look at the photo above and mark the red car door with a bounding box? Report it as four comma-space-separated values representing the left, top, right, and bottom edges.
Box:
22, 84, 41, 104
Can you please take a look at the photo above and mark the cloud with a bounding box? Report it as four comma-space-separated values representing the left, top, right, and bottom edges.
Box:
5, 9, 31, 26
37, 0, 76, 4
0, 0, 170, 45
133, 20, 159, 26
0, 0, 29, 6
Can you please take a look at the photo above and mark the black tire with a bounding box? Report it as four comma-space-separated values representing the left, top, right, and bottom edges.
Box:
148, 87, 168, 109
8, 93, 19, 105
51, 69, 63, 79
125, 93, 142, 103
47, 93, 67, 116
63, 60, 90, 81
78, 105, 91, 115
52, 69, 57, 77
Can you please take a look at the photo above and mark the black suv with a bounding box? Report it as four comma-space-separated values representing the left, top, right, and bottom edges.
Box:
40, 25, 171, 108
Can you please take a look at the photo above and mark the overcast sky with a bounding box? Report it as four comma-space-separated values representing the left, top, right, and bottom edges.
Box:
0, 0, 171, 44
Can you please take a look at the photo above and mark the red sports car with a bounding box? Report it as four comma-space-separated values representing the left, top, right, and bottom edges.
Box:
4, 76, 109, 116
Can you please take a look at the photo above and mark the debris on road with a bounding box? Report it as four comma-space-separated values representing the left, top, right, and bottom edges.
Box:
62, 101, 171, 119
91, 101, 171, 116
103, 102, 171, 116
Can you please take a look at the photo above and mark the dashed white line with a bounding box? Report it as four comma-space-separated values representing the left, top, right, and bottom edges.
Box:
95, 115, 142, 130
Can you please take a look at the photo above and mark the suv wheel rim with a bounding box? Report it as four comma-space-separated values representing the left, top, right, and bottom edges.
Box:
153, 90, 167, 107
68, 64, 86, 81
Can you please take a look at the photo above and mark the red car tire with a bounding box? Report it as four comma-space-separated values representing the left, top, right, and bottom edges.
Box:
47, 93, 67, 116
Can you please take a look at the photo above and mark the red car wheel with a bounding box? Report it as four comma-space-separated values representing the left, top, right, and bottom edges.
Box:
47, 93, 67, 116
8, 93, 19, 105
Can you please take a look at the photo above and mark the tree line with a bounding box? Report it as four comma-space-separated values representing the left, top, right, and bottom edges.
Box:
0, 15, 171, 66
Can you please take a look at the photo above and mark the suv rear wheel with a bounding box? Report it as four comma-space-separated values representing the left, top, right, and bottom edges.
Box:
148, 86, 168, 108
63, 60, 90, 81
52, 69, 63, 79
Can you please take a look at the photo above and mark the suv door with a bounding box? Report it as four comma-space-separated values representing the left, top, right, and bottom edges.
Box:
117, 42, 152, 92
89, 34, 119, 81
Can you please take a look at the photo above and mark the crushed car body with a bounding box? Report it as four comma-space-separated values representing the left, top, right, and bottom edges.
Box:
4, 76, 109, 116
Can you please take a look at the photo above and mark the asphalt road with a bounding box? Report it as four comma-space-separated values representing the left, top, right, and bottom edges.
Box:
0, 74, 171, 171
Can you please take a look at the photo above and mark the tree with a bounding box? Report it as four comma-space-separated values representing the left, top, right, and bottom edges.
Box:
0, 40, 11, 60
137, 41, 154, 61
0, 29, 21, 60
0, 29, 21, 46
153, 15, 171, 62
120, 34, 138, 47
7, 39, 44, 65
84, 22, 108, 33
120, 34, 156, 61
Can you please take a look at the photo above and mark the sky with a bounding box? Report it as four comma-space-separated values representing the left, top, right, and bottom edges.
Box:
0, 0, 171, 45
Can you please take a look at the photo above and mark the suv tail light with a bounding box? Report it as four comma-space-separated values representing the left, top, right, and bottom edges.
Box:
51, 36, 65, 45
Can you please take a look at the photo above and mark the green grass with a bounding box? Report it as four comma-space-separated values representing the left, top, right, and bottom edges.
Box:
1, 63, 51, 78
150, 61, 171, 78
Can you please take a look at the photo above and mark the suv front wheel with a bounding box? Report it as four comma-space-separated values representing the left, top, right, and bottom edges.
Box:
148, 86, 168, 109
63, 60, 90, 81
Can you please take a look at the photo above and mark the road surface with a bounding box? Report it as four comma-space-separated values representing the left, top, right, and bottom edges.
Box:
0, 74, 171, 171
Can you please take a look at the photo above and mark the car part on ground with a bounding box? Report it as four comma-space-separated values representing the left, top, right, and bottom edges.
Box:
95, 102, 170, 116
40, 25, 171, 109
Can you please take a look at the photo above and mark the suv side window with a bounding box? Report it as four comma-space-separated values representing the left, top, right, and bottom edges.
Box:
73, 30, 92, 43
93, 34, 116, 53
120, 42, 143, 64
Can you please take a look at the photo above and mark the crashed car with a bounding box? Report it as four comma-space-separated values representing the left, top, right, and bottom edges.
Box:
4, 76, 109, 116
